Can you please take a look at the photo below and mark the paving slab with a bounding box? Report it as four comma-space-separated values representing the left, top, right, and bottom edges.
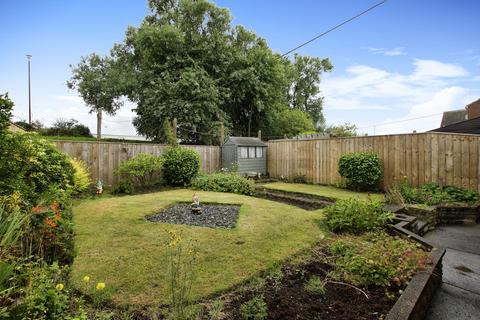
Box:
424, 223, 480, 320
425, 283, 480, 320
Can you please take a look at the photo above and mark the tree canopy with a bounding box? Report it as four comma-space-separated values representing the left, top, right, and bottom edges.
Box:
68, 0, 332, 144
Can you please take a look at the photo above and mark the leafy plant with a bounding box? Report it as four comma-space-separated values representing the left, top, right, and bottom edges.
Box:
304, 276, 326, 296
208, 300, 225, 320
116, 153, 163, 188
338, 152, 382, 191
69, 158, 92, 194
240, 295, 268, 320
112, 180, 134, 195
190, 173, 255, 195
162, 147, 200, 186
394, 181, 479, 205
324, 197, 393, 234
328, 232, 428, 288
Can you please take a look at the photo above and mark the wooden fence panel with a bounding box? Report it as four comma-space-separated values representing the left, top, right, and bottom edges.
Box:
266, 133, 480, 192
54, 141, 221, 185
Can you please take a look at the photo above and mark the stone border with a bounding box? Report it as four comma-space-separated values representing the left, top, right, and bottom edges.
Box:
386, 214, 446, 320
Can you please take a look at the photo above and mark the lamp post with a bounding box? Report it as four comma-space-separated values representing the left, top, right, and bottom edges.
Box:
26, 54, 32, 125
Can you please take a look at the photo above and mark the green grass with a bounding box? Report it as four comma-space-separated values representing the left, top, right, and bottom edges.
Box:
71, 189, 325, 306
261, 182, 384, 201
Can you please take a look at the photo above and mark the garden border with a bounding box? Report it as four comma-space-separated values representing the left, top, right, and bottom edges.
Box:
386, 213, 446, 320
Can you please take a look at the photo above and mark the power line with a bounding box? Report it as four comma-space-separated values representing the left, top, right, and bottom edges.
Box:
357, 112, 444, 130
281, 0, 388, 56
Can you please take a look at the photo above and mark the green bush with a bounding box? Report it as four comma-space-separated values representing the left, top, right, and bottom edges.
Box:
0, 132, 75, 206
325, 197, 393, 234
240, 295, 268, 320
190, 173, 255, 195
338, 152, 382, 191
328, 232, 428, 287
112, 180, 134, 195
116, 153, 163, 188
69, 158, 92, 194
162, 147, 200, 186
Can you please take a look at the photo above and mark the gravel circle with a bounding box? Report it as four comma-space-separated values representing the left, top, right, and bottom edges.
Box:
146, 203, 240, 228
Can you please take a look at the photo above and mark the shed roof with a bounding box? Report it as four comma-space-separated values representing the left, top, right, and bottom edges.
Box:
430, 116, 480, 134
225, 136, 267, 147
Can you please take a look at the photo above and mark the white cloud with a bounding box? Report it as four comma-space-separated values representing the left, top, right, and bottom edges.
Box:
322, 58, 478, 134
410, 59, 469, 80
366, 47, 407, 56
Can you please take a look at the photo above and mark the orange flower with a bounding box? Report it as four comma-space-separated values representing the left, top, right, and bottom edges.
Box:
45, 217, 57, 228
50, 201, 60, 213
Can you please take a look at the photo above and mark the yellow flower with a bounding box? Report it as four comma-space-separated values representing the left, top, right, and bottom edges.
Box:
96, 282, 106, 290
55, 283, 64, 291
168, 230, 181, 247
83, 276, 90, 283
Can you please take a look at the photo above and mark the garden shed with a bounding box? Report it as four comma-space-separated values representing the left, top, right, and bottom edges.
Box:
222, 136, 267, 175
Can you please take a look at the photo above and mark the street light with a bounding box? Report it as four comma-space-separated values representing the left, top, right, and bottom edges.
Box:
26, 54, 32, 125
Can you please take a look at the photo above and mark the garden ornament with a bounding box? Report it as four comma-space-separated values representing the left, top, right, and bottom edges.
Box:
96, 180, 103, 195
191, 193, 202, 214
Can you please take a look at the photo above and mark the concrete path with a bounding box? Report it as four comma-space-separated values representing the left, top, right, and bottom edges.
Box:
424, 224, 480, 320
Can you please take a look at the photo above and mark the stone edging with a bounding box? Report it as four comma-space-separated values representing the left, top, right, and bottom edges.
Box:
386, 216, 446, 320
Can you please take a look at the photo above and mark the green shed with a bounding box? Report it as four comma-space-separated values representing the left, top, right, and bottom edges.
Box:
222, 136, 267, 176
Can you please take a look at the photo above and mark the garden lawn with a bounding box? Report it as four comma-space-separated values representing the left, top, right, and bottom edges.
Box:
71, 189, 325, 306
261, 182, 384, 201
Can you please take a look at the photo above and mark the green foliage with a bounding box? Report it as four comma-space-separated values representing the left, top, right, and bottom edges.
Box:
304, 276, 326, 296
0, 93, 14, 133
288, 54, 333, 128
70, 0, 332, 143
13, 262, 70, 320
395, 181, 479, 205
116, 153, 164, 188
0, 132, 75, 206
163, 119, 178, 146
162, 147, 200, 186
42, 118, 92, 137
328, 232, 428, 287
112, 180, 134, 195
69, 158, 92, 194
321, 123, 358, 137
338, 152, 382, 191
270, 108, 315, 138
190, 173, 255, 195
325, 197, 393, 234
208, 300, 225, 320
240, 295, 268, 320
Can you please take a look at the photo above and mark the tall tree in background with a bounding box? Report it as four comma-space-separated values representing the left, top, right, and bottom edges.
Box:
68, 0, 332, 144
288, 54, 333, 128
67, 54, 125, 139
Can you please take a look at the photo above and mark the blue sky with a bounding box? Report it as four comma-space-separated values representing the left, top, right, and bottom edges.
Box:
1, 0, 479, 136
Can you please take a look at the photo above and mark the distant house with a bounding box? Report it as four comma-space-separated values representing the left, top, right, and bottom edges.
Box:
222, 136, 267, 176
433, 98, 480, 134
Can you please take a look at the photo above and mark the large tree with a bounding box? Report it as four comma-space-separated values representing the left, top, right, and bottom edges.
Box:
69, 0, 331, 144
288, 54, 333, 128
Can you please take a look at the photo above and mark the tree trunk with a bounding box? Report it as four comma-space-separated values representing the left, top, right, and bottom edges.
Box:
96, 109, 102, 140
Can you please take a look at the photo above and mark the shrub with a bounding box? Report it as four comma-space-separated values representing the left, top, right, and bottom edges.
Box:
0, 132, 75, 206
112, 180, 134, 195
338, 152, 382, 191
162, 147, 200, 186
190, 173, 255, 195
117, 153, 163, 188
240, 295, 268, 320
325, 197, 393, 234
328, 232, 428, 288
69, 158, 92, 194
